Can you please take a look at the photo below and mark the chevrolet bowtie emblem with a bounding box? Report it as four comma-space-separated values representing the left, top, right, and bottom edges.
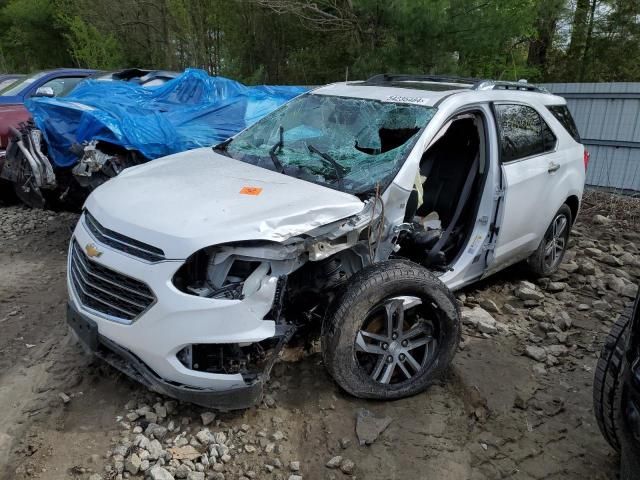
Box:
85, 243, 102, 258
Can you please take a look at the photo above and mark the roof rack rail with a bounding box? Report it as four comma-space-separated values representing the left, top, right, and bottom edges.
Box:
364, 74, 482, 86
363, 73, 549, 94
474, 80, 549, 93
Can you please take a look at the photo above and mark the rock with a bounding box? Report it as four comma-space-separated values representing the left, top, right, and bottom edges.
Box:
186, 472, 204, 480
592, 214, 611, 225
547, 282, 567, 292
290, 461, 300, 471
606, 275, 626, 293
525, 345, 547, 362
245, 445, 256, 453
529, 308, 548, 321
547, 344, 568, 356
577, 303, 590, 311
58, 392, 71, 404
478, 298, 501, 313
340, 459, 355, 475
88, 475, 102, 480
201, 412, 216, 426
326, 456, 343, 468
601, 254, 624, 267
623, 283, 638, 298
212, 432, 227, 445
339, 438, 351, 449
125, 453, 141, 474
552, 312, 572, 331
272, 431, 285, 441
532, 363, 547, 375
355, 408, 392, 446
462, 306, 498, 334
195, 430, 214, 445
504, 304, 519, 315
149, 466, 175, 480
584, 247, 603, 257
288, 476, 303, 480
579, 261, 596, 275
140, 460, 150, 472
148, 439, 165, 460
515, 287, 545, 302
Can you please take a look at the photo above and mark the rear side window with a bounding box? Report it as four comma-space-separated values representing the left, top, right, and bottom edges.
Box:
547, 105, 581, 142
494, 104, 557, 162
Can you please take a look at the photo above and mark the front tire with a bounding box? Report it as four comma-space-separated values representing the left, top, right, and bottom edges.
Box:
322, 259, 460, 400
527, 204, 572, 276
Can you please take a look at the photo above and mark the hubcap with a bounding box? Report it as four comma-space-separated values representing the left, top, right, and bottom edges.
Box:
354, 296, 437, 385
543, 214, 568, 269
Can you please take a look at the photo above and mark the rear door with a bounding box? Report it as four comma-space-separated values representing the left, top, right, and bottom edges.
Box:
487, 102, 565, 271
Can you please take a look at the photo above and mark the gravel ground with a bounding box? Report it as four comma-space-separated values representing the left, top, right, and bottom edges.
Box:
0, 194, 638, 480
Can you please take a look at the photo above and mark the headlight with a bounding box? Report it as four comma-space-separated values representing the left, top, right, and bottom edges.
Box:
172, 241, 303, 300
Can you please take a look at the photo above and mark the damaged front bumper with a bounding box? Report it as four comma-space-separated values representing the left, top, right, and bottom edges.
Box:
67, 217, 291, 410
67, 302, 281, 410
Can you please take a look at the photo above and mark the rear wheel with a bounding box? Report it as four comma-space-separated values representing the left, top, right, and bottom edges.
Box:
593, 306, 632, 452
322, 259, 460, 399
527, 204, 572, 276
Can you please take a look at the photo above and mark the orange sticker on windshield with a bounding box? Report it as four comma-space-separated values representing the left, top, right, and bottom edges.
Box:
240, 186, 263, 196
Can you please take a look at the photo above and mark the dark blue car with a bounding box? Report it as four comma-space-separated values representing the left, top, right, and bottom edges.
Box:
0, 68, 95, 150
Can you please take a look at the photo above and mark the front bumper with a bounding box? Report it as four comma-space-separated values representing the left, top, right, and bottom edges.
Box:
68, 302, 264, 409
67, 215, 285, 408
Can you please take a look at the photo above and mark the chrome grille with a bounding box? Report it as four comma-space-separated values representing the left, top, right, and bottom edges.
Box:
84, 211, 165, 262
70, 239, 155, 321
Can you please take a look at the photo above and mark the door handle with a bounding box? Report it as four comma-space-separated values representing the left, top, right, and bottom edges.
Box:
548, 162, 560, 173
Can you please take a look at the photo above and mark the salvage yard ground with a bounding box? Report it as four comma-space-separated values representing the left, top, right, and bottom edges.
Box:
0, 191, 638, 480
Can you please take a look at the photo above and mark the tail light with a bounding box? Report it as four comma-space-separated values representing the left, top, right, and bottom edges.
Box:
583, 148, 590, 171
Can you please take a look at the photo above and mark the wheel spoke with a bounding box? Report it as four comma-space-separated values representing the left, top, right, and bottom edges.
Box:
370, 356, 386, 380
384, 299, 405, 336
401, 325, 426, 341
355, 332, 386, 355
405, 336, 432, 351
404, 351, 422, 372
378, 361, 396, 384
359, 330, 389, 343
398, 360, 413, 379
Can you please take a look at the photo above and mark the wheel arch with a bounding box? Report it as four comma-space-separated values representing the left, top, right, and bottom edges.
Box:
565, 194, 580, 225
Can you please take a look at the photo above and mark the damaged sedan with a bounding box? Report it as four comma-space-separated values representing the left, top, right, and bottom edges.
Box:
67, 75, 587, 409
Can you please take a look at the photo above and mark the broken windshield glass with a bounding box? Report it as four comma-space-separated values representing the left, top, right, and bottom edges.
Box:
226, 94, 436, 195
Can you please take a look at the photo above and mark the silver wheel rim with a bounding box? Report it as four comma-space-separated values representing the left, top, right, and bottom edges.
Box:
543, 213, 568, 270
354, 296, 437, 385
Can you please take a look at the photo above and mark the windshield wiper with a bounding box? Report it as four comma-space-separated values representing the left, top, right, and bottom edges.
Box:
212, 137, 233, 156
268, 126, 285, 173
307, 144, 346, 185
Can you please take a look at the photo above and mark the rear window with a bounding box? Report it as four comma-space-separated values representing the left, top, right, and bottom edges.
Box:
547, 105, 581, 143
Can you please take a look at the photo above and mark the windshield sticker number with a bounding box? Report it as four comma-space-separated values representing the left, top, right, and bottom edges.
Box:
240, 186, 263, 196
386, 95, 426, 104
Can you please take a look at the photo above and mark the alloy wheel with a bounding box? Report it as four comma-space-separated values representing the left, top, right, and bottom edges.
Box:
354, 296, 438, 385
543, 213, 568, 270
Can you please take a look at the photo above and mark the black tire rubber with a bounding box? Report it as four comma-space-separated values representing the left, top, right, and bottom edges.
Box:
321, 258, 461, 400
526, 203, 572, 277
593, 305, 632, 452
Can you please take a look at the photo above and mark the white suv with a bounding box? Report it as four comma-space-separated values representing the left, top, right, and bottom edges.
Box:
66, 75, 586, 409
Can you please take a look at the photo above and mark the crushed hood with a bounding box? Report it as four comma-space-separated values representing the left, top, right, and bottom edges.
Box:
85, 148, 365, 259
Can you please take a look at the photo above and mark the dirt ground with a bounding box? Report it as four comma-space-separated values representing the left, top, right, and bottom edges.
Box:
0, 191, 638, 480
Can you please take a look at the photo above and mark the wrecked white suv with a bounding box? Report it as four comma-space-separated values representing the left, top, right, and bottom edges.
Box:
67, 74, 586, 409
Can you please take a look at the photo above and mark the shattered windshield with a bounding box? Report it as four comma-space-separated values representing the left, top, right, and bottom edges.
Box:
225, 93, 436, 195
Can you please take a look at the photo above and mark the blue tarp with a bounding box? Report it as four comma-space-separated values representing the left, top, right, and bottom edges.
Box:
26, 69, 308, 168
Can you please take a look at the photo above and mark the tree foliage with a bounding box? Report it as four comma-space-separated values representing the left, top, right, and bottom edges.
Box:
0, 0, 638, 83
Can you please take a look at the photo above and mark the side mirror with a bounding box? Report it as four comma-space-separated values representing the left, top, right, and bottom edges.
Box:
34, 86, 55, 98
